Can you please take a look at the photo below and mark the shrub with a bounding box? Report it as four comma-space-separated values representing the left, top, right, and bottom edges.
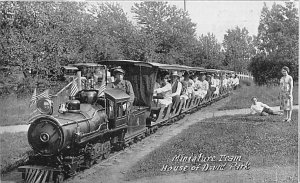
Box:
239, 79, 252, 87
249, 55, 298, 86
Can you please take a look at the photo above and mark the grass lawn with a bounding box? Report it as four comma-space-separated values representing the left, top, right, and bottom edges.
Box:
0, 94, 32, 126
219, 81, 298, 110
0, 132, 32, 174
125, 110, 298, 181
0, 89, 71, 126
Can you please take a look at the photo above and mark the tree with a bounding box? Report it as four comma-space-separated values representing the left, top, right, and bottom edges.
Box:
250, 2, 299, 84
131, 1, 197, 64
0, 2, 89, 76
222, 26, 256, 72
257, 2, 298, 60
192, 33, 224, 69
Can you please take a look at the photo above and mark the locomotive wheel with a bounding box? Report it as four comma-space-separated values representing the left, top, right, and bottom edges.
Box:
55, 173, 64, 183
103, 141, 111, 159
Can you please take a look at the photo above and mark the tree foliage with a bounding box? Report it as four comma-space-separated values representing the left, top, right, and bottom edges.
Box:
2, 1, 295, 95
250, 2, 299, 84
132, 1, 197, 64
191, 33, 224, 69
223, 27, 256, 72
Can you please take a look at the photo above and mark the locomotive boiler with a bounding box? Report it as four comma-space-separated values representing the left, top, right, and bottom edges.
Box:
19, 90, 112, 183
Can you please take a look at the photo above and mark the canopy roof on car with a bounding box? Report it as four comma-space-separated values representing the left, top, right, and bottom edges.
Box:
98, 60, 206, 72
72, 63, 103, 67
62, 66, 79, 70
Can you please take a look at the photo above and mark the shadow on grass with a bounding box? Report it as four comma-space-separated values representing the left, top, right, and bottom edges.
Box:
125, 110, 298, 181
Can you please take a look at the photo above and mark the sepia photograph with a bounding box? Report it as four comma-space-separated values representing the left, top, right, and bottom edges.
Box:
0, 1, 298, 183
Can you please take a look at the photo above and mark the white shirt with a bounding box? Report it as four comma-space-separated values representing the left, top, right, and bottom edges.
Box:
233, 78, 239, 85
154, 82, 172, 102
155, 83, 172, 95
228, 78, 233, 86
222, 78, 228, 86
199, 80, 209, 91
211, 78, 217, 87
250, 102, 270, 114
215, 79, 221, 87
194, 80, 201, 90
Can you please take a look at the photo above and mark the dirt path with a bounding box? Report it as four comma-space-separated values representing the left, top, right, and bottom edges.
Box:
0, 125, 28, 134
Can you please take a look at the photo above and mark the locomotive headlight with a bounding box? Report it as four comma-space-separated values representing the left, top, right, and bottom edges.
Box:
37, 98, 53, 115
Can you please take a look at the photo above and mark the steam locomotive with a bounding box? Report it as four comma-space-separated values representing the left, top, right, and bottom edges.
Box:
18, 60, 234, 183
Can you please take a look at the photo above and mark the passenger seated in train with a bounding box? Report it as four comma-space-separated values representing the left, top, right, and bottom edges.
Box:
186, 72, 195, 98
170, 71, 183, 109
222, 74, 228, 88
93, 68, 103, 83
220, 74, 228, 94
228, 74, 234, 88
181, 72, 194, 100
195, 74, 209, 99
109, 67, 135, 110
206, 75, 213, 97
232, 74, 240, 90
214, 74, 221, 95
153, 75, 172, 107
209, 74, 217, 96
193, 74, 200, 96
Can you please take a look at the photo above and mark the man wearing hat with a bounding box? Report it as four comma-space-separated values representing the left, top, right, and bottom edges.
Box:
170, 71, 183, 110
110, 67, 135, 108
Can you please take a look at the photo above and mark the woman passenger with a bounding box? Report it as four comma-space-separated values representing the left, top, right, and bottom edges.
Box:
181, 72, 194, 99
154, 75, 172, 107
214, 74, 221, 95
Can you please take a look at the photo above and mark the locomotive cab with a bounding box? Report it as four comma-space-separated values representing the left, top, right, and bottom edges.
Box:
104, 88, 130, 129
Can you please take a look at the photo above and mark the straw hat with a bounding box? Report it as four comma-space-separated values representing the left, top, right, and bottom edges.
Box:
172, 71, 180, 77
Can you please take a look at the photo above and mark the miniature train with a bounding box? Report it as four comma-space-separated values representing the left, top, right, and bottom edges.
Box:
18, 60, 235, 183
